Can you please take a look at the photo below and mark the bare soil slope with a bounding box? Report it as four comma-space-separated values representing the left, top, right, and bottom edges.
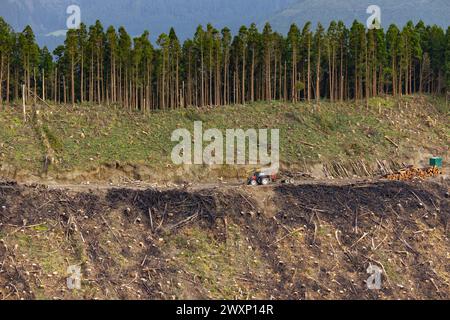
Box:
0, 178, 448, 300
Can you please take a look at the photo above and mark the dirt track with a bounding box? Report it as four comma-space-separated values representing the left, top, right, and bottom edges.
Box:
0, 177, 449, 300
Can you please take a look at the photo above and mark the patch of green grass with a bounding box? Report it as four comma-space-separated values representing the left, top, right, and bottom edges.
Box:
376, 253, 405, 285
13, 232, 68, 274
42, 125, 63, 152
317, 225, 331, 238
32, 224, 49, 232
0, 108, 44, 171
164, 223, 263, 299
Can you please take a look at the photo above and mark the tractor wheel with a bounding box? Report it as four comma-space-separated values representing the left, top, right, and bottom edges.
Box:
261, 177, 270, 185
249, 179, 258, 186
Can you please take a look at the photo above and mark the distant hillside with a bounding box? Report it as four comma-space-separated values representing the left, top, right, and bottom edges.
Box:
266, 0, 450, 32
2, 0, 449, 50
2, 0, 296, 49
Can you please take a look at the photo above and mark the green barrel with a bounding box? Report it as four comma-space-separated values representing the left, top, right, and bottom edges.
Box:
429, 157, 443, 168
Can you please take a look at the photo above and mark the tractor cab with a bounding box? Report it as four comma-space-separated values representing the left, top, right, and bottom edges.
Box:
247, 169, 277, 186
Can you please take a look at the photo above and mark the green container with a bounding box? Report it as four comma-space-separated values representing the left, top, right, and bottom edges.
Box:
429, 157, 443, 168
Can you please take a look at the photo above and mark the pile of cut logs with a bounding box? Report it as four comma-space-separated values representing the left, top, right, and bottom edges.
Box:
385, 166, 442, 181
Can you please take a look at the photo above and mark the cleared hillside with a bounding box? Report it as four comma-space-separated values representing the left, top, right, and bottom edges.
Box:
0, 96, 449, 300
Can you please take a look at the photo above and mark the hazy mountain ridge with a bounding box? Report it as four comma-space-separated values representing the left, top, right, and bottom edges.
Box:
1, 0, 449, 50
2, 0, 296, 48
267, 0, 450, 32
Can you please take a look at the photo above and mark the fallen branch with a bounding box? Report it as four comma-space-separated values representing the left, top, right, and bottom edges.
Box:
148, 208, 154, 232
299, 140, 319, 148
350, 232, 369, 248
239, 192, 256, 210
166, 213, 198, 231
384, 136, 399, 148
100, 214, 120, 243
268, 227, 303, 247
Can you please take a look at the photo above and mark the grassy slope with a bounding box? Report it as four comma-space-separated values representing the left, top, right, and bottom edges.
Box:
0, 95, 448, 180
0, 110, 44, 172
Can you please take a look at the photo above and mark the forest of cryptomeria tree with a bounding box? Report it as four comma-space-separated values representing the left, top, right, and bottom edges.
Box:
0, 17, 449, 111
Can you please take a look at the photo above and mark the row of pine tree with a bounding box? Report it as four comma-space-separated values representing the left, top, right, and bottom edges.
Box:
0, 17, 449, 111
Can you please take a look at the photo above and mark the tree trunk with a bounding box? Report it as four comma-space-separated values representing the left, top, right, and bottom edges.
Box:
291, 47, 297, 102
80, 51, 84, 103
42, 69, 45, 101
0, 55, 4, 108
33, 68, 37, 105
54, 68, 58, 102
307, 38, 311, 102
201, 48, 204, 107
6, 59, 10, 105
242, 46, 246, 104
340, 43, 344, 102
63, 75, 67, 104
316, 44, 321, 103
71, 56, 75, 106
251, 49, 255, 102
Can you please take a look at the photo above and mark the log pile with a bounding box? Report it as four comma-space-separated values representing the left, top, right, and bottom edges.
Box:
385, 166, 442, 181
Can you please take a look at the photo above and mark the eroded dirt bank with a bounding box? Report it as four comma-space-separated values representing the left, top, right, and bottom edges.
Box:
0, 179, 448, 300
